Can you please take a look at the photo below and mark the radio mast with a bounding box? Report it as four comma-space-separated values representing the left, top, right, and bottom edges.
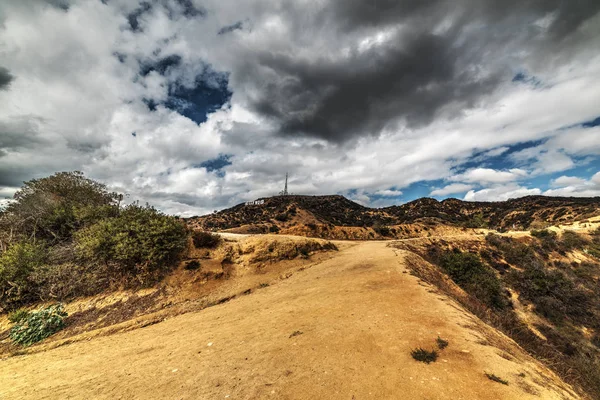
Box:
280, 173, 289, 196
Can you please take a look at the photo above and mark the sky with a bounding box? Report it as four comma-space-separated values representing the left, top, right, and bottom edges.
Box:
0, 0, 599, 216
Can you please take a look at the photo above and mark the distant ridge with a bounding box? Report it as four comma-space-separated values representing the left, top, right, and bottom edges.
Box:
190, 195, 600, 233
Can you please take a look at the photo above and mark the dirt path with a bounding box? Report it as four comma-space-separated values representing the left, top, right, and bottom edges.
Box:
0, 242, 579, 399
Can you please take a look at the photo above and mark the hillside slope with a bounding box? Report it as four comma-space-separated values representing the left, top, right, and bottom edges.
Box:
191, 195, 600, 235
0, 241, 578, 399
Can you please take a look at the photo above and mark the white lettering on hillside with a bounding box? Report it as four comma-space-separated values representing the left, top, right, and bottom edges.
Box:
245, 200, 265, 206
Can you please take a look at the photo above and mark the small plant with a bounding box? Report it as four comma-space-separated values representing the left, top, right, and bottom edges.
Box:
411, 347, 438, 364
9, 304, 67, 346
289, 330, 303, 338
184, 260, 201, 270
436, 336, 449, 350
275, 213, 289, 222
258, 282, 270, 288
192, 231, 221, 248
8, 308, 29, 323
485, 372, 508, 385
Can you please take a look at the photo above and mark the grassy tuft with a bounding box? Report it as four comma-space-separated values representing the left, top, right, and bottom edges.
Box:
411, 348, 438, 364
436, 336, 449, 350
485, 372, 508, 385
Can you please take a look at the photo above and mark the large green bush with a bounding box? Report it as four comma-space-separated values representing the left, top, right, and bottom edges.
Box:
75, 204, 188, 285
0, 241, 47, 308
9, 303, 67, 346
438, 250, 508, 310
0, 171, 118, 244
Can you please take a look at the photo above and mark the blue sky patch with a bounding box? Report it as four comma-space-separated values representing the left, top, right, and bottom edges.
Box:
582, 116, 600, 128
164, 70, 232, 124
197, 154, 233, 172
512, 71, 542, 88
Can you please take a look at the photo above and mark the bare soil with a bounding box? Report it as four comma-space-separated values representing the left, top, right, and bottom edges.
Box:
0, 240, 578, 399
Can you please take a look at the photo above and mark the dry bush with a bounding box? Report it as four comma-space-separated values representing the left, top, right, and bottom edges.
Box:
192, 231, 221, 248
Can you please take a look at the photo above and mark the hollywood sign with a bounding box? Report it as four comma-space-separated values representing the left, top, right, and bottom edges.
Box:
245, 200, 265, 206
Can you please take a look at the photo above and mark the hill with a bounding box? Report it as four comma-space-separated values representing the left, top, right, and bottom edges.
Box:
190, 195, 600, 236
0, 239, 581, 399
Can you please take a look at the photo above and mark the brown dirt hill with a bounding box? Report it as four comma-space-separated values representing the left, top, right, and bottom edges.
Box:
384, 195, 600, 230
190, 195, 600, 236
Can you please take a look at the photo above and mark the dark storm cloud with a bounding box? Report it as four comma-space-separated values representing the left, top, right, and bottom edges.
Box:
249, 32, 501, 141
0, 117, 50, 187
218, 21, 243, 35
127, 2, 152, 32
0, 67, 14, 91
139, 54, 182, 76
241, 0, 600, 143
330, 0, 600, 40
0, 117, 47, 152
126, 0, 203, 31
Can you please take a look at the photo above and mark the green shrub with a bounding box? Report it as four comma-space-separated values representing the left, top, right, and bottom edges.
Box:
184, 260, 201, 271
0, 241, 47, 308
531, 229, 556, 239
436, 336, 449, 350
9, 303, 67, 346
561, 231, 588, 250
438, 250, 508, 310
275, 213, 289, 222
486, 234, 536, 265
8, 308, 29, 323
75, 204, 188, 285
374, 225, 391, 236
192, 231, 221, 248
507, 263, 593, 325
464, 213, 488, 228
411, 348, 438, 364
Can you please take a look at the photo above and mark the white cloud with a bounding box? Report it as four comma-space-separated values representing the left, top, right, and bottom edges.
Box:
464, 184, 542, 202
551, 176, 587, 187
450, 168, 528, 184
543, 171, 600, 197
374, 189, 403, 197
430, 183, 474, 196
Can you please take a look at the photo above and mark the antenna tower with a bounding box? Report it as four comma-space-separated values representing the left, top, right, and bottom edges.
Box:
280, 172, 289, 196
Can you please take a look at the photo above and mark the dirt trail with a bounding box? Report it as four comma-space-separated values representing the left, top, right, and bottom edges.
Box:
0, 241, 579, 399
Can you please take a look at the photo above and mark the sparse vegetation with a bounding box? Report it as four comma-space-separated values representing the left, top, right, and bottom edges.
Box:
9, 303, 67, 346
7, 308, 29, 323
192, 231, 221, 248
411, 347, 438, 364
485, 372, 508, 385
184, 260, 201, 271
434, 249, 509, 310
436, 336, 449, 350
403, 232, 600, 399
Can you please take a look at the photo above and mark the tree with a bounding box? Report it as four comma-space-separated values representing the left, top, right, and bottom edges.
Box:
0, 171, 118, 245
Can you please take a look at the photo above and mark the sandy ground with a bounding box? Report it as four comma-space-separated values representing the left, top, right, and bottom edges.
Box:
0, 241, 579, 400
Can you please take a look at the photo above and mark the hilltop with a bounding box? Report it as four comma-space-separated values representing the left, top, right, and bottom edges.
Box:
190, 195, 600, 238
